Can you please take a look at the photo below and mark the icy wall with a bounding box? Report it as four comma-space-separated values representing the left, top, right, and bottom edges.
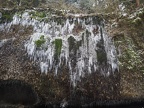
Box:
0, 10, 118, 86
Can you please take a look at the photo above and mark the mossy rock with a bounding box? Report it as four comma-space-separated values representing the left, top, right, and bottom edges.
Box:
34, 35, 46, 47
29, 11, 46, 19
53, 39, 62, 58
0, 11, 14, 23
36, 11, 46, 18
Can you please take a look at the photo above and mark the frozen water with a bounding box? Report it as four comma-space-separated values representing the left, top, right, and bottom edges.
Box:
0, 10, 118, 86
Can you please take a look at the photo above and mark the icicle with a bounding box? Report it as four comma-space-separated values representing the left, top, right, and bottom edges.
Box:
0, 10, 118, 87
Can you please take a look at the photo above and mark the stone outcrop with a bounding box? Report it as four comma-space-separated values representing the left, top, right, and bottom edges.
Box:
0, 8, 133, 105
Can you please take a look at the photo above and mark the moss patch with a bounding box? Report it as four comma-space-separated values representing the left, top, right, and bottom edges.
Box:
34, 35, 46, 47
53, 39, 62, 58
0, 11, 14, 23
30, 11, 46, 19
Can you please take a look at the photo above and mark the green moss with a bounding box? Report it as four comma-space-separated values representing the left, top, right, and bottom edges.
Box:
3, 14, 12, 20
0, 11, 14, 23
34, 35, 46, 47
16, 11, 24, 18
17, 11, 23, 15
30, 11, 46, 19
36, 11, 46, 18
53, 39, 62, 57
44, 18, 50, 23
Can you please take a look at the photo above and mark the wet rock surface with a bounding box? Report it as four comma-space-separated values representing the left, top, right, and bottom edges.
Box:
0, 8, 143, 108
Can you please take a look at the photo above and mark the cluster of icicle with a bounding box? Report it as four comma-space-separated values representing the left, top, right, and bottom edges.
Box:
0, 10, 118, 86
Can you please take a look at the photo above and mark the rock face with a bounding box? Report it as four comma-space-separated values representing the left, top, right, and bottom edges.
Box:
0, 9, 120, 103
